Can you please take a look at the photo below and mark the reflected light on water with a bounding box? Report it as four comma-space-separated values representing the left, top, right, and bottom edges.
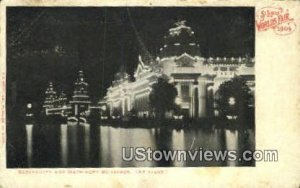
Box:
68, 123, 78, 166
130, 128, 156, 167
25, 124, 33, 167
60, 124, 68, 167
99, 126, 111, 167
171, 130, 186, 167
21, 121, 254, 167
109, 128, 122, 167
82, 123, 90, 164
225, 130, 239, 166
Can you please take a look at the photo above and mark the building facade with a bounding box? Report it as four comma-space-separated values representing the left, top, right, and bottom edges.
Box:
103, 21, 255, 119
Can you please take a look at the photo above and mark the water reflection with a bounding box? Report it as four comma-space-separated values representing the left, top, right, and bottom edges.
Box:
99, 126, 110, 166
153, 128, 173, 167
224, 130, 238, 166
23, 122, 254, 167
25, 124, 33, 167
171, 130, 185, 167
60, 124, 68, 167
82, 123, 90, 165
99, 127, 157, 167
68, 123, 78, 166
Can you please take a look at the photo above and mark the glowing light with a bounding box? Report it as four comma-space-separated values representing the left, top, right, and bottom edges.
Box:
207, 85, 214, 91
228, 97, 236, 106
173, 115, 184, 120
175, 97, 182, 105
27, 103, 32, 109
101, 105, 107, 111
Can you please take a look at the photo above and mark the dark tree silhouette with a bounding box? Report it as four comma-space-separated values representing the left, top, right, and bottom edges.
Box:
149, 77, 178, 119
216, 76, 254, 122
111, 107, 121, 117
128, 108, 137, 118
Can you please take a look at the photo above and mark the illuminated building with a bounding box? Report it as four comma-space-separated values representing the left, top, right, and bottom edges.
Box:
104, 20, 254, 118
43, 70, 91, 117
42, 81, 57, 110
69, 70, 91, 116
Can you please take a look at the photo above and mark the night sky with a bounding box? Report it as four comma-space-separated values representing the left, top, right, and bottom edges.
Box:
6, 7, 254, 117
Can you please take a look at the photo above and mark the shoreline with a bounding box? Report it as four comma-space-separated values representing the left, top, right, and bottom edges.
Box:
33, 115, 255, 130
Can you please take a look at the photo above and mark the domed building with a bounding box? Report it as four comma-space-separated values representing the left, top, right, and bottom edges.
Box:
104, 20, 254, 119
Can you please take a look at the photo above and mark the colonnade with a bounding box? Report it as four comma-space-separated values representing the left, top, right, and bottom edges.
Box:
175, 77, 207, 118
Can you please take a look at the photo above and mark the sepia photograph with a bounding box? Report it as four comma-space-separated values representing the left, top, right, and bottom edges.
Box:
6, 7, 255, 168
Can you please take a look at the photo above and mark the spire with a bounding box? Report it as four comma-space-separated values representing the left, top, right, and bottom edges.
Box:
71, 70, 91, 103
43, 81, 57, 109
160, 20, 201, 58
76, 70, 85, 83
169, 20, 194, 37
57, 90, 67, 107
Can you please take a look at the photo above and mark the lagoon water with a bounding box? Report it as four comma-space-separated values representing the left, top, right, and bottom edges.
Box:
7, 121, 255, 168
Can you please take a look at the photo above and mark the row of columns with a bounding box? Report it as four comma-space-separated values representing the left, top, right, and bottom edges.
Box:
109, 92, 150, 117
108, 97, 130, 116
133, 94, 149, 112
198, 77, 207, 118
175, 77, 207, 118
108, 77, 208, 118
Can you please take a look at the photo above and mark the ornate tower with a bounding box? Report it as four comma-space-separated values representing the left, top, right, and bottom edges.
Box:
69, 70, 91, 116
43, 81, 57, 111
57, 91, 67, 108
160, 20, 201, 58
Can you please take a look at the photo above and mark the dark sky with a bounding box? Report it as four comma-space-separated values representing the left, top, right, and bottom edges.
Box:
6, 7, 254, 114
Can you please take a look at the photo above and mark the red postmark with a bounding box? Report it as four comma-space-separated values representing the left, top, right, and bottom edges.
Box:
256, 7, 296, 35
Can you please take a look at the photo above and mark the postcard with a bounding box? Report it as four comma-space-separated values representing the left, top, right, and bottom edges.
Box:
0, 0, 299, 187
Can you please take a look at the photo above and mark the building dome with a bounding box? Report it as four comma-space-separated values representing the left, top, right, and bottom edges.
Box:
159, 20, 201, 58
